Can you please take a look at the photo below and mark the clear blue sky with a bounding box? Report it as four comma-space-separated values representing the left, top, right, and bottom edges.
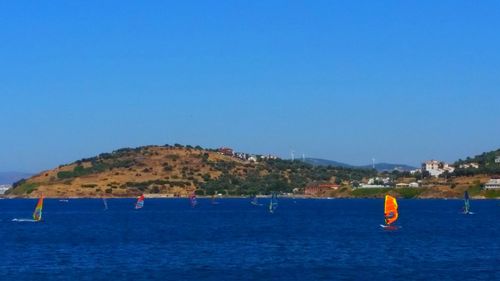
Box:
1, 1, 499, 172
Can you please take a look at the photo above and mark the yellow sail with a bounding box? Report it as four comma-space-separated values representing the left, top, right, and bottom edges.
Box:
384, 195, 398, 225
33, 195, 44, 221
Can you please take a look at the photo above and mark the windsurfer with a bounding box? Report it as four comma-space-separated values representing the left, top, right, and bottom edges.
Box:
384, 211, 394, 224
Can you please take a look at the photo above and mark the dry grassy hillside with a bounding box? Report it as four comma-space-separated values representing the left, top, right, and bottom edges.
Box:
8, 146, 257, 197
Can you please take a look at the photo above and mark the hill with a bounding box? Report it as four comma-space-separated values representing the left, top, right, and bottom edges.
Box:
455, 148, 500, 166
303, 158, 353, 168
304, 158, 416, 172
6, 145, 376, 198
358, 163, 417, 172
0, 172, 33, 185
453, 148, 500, 176
6, 145, 498, 199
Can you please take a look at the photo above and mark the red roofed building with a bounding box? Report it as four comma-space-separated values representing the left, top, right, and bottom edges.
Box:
218, 147, 234, 156
304, 183, 340, 196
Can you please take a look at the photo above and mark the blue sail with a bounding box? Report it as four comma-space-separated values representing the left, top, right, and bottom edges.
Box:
464, 191, 470, 214
269, 192, 278, 213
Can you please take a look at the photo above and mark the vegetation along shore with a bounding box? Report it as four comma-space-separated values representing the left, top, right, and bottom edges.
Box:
4, 144, 500, 199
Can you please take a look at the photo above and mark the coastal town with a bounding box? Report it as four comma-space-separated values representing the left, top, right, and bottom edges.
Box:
214, 146, 500, 197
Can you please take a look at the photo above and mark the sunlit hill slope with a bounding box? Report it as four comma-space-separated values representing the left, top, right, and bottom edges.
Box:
6, 145, 374, 198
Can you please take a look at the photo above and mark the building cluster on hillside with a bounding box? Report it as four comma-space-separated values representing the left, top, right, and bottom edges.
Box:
357, 177, 392, 188
458, 162, 479, 169
409, 168, 422, 175
217, 147, 279, 162
485, 177, 500, 189
368, 177, 391, 185
395, 182, 420, 188
218, 147, 234, 156
233, 152, 254, 161
356, 177, 420, 189
0, 184, 12, 195
422, 160, 455, 177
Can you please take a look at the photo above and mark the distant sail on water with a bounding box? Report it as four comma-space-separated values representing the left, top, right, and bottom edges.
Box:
269, 192, 278, 213
251, 195, 262, 206
189, 192, 197, 207
135, 194, 144, 209
103, 198, 108, 210
463, 191, 473, 214
33, 195, 44, 222
211, 194, 219, 205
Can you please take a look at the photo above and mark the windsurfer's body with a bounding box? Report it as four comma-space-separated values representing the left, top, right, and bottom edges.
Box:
384, 211, 395, 225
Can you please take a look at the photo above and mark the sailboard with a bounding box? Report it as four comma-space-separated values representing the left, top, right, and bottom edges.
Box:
135, 194, 144, 209
189, 192, 197, 207
269, 192, 278, 213
463, 191, 474, 215
211, 194, 219, 205
250, 195, 263, 206
103, 197, 108, 210
380, 195, 399, 229
13, 195, 44, 222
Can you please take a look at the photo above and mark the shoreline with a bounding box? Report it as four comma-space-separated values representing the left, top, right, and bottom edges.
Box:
1, 195, 498, 200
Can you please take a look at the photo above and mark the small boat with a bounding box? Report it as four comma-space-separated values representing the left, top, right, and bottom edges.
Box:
250, 195, 263, 206
135, 194, 145, 209
463, 191, 474, 215
189, 192, 197, 208
381, 195, 398, 229
269, 192, 278, 213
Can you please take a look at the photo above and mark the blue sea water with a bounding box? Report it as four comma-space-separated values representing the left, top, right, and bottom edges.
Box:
0, 198, 499, 281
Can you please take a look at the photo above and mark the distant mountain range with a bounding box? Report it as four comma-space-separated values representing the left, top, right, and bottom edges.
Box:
303, 158, 417, 172
0, 172, 33, 185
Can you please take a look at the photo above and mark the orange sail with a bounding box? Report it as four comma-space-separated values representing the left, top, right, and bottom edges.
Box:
33, 195, 44, 221
384, 195, 398, 225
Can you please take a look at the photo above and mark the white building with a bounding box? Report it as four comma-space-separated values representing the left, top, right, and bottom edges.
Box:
422, 160, 455, 177
410, 169, 422, 175
395, 182, 420, 188
0, 184, 11, 195
247, 156, 258, 162
484, 178, 500, 189
409, 182, 420, 188
260, 154, 279, 160
367, 177, 391, 185
358, 184, 390, 189
459, 163, 479, 169
495, 156, 500, 164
